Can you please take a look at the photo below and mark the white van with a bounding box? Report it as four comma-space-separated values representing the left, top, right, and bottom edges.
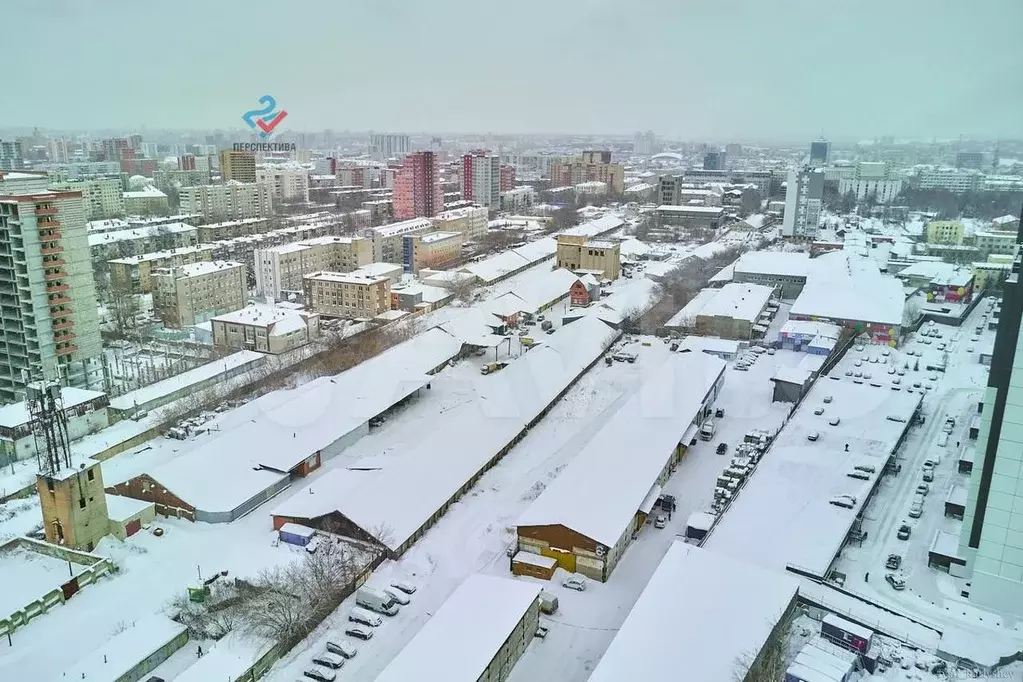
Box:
699, 419, 716, 441
356, 587, 399, 616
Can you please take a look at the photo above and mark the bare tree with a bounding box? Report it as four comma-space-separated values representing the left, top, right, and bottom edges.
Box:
732, 612, 793, 682
438, 273, 479, 304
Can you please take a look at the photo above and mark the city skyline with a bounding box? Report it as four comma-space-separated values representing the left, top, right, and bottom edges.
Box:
5, 0, 1021, 139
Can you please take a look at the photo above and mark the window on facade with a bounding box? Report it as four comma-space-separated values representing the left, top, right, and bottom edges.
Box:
79, 497, 86, 509
87, 469, 94, 481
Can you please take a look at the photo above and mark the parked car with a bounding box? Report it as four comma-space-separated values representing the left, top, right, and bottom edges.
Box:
767, 348, 776, 355
897, 524, 912, 540
312, 653, 345, 670
654, 515, 666, 529
916, 483, 929, 496
885, 574, 906, 591
829, 417, 841, 426
823, 395, 833, 403
807, 431, 820, 442
715, 407, 725, 418
325, 641, 357, 659
345, 626, 374, 641
923, 469, 934, 483
908, 501, 923, 518
303, 668, 336, 682
886, 554, 902, 570
716, 442, 728, 455
814, 407, 825, 415
384, 587, 411, 605
829, 494, 857, 509
349, 607, 382, 628
562, 575, 586, 591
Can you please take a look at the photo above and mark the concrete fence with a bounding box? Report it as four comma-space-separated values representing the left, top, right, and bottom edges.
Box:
0, 536, 116, 639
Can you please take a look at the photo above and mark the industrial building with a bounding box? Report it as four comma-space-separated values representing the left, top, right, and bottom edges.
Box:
0, 387, 109, 467
732, 251, 811, 298
555, 234, 621, 280
374, 575, 541, 682
669, 283, 775, 339
516, 352, 726, 581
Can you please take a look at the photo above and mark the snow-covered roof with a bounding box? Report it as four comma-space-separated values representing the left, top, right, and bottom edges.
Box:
705, 378, 921, 578
676, 336, 742, 355
518, 353, 726, 547
665, 288, 718, 327
164, 260, 244, 279
462, 250, 532, 283
210, 304, 311, 331
278, 522, 316, 539
694, 282, 774, 323
734, 250, 810, 278
510, 237, 558, 263
374, 575, 541, 682
558, 214, 624, 238
773, 367, 812, 385
779, 320, 843, 340
107, 243, 215, 265
655, 204, 724, 215
897, 261, 974, 288
0, 386, 106, 429
366, 217, 433, 238
992, 214, 1019, 227
61, 614, 186, 682
512, 268, 579, 311
791, 253, 905, 327
147, 447, 288, 515
271, 468, 373, 520
109, 351, 264, 412
587, 543, 798, 682
88, 222, 196, 247
328, 316, 617, 552
172, 635, 265, 682
104, 494, 153, 523
709, 259, 737, 284
512, 551, 557, 568
744, 213, 767, 229
618, 238, 651, 258
122, 186, 167, 199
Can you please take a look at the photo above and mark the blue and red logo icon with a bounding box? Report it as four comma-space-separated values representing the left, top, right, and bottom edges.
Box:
242, 95, 288, 138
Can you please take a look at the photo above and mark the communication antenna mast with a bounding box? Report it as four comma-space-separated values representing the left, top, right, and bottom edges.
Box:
27, 373, 72, 477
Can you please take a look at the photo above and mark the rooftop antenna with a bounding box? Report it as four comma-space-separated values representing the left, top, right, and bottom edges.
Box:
27, 372, 72, 477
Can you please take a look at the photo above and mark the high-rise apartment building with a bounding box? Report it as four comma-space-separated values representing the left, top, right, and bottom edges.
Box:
179, 181, 273, 221
837, 162, 903, 203
393, 151, 443, 220
959, 215, 1023, 612
255, 164, 310, 202
368, 134, 411, 162
809, 140, 831, 167
179, 154, 197, 171
462, 152, 501, 211
0, 178, 103, 399
781, 167, 824, 239
153, 260, 247, 328
100, 138, 130, 163
47, 138, 69, 164
500, 164, 516, 192
218, 149, 257, 183
50, 177, 126, 220
633, 131, 657, 156
0, 140, 25, 170
550, 151, 625, 194
703, 151, 727, 171
956, 151, 985, 169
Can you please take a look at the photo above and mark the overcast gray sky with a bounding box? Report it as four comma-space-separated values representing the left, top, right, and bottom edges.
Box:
6, 0, 1022, 140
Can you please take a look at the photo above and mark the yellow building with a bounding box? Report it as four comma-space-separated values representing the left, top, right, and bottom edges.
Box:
304, 271, 392, 319
407, 231, 463, 273
972, 255, 1014, 290
555, 234, 621, 280
219, 149, 257, 183
37, 458, 110, 552
109, 244, 215, 293
925, 220, 965, 245
431, 206, 489, 242
550, 151, 625, 194
152, 260, 247, 328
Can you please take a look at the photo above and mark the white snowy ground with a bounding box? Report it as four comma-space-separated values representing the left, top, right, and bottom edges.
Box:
828, 300, 1023, 642
0, 544, 90, 617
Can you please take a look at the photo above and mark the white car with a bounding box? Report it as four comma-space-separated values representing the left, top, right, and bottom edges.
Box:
829, 417, 841, 426
326, 641, 357, 659
967, 346, 975, 353
814, 407, 825, 415
654, 514, 667, 529
390, 580, 417, 595
562, 576, 586, 591
807, 431, 820, 442
384, 587, 411, 605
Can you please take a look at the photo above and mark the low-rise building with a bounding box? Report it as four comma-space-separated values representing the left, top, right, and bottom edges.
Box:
122, 186, 169, 215
109, 244, 215, 293
303, 271, 391, 319
89, 222, 198, 260
153, 168, 212, 192
555, 234, 621, 280
655, 204, 725, 231
404, 230, 463, 273
499, 186, 536, 212
430, 205, 488, 242
972, 256, 1014, 291
896, 261, 975, 303
196, 218, 269, 242
973, 229, 1018, 258
673, 283, 775, 340
179, 181, 273, 221
254, 236, 372, 299
211, 305, 320, 354
925, 220, 965, 245
0, 387, 109, 467
153, 260, 247, 328
732, 251, 810, 298
363, 217, 435, 262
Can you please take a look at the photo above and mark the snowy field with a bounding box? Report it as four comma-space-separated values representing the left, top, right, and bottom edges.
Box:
0, 544, 89, 617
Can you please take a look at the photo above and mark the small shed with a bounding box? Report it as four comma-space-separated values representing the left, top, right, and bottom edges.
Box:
105, 494, 156, 540
511, 550, 558, 580
771, 367, 812, 403
684, 511, 716, 543
958, 448, 974, 475
278, 523, 316, 547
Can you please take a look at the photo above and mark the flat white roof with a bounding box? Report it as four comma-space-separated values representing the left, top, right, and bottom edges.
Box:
419, 230, 461, 243
558, 214, 624, 238
210, 304, 309, 329
367, 217, 433, 238
779, 320, 843, 340
0, 386, 106, 428
734, 250, 810, 278
88, 222, 196, 247
107, 243, 215, 265
676, 336, 742, 355
278, 522, 316, 538
518, 353, 726, 547
462, 250, 532, 283
374, 575, 541, 682
705, 378, 921, 577
512, 551, 558, 569
587, 543, 798, 682
109, 351, 263, 412
510, 236, 558, 263
791, 261, 905, 327
123, 186, 167, 199
104, 494, 153, 523
166, 260, 244, 278
327, 316, 617, 552
696, 282, 774, 323
897, 261, 974, 287
61, 614, 186, 682
172, 635, 264, 682
665, 288, 718, 326
656, 204, 724, 215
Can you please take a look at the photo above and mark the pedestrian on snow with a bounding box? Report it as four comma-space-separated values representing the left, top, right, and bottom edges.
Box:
197, 645, 204, 658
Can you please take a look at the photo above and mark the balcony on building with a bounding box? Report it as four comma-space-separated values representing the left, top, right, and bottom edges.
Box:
40, 245, 63, 256
37, 219, 61, 229
52, 320, 74, 331
34, 206, 58, 216
48, 295, 71, 306
43, 270, 67, 282
53, 331, 76, 343
55, 344, 78, 357
45, 283, 69, 293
